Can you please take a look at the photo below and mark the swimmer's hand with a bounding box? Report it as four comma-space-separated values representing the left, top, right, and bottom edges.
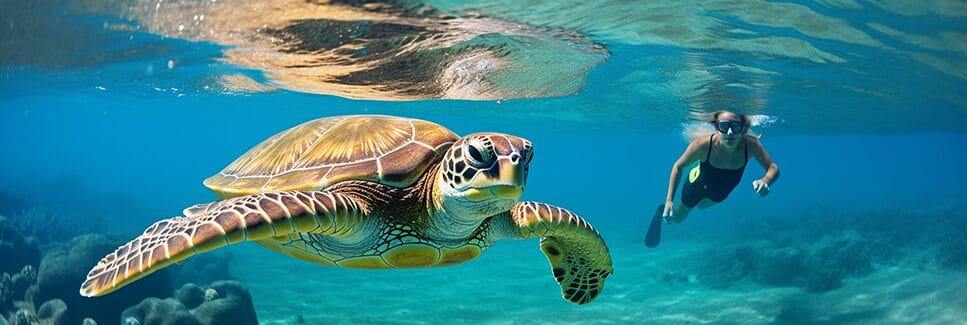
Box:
662, 201, 675, 223
753, 179, 770, 197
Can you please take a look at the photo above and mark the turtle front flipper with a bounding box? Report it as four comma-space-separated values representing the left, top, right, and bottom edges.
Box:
502, 201, 613, 305
79, 190, 367, 297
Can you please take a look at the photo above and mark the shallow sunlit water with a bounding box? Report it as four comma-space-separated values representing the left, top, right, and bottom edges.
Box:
1, 1, 965, 324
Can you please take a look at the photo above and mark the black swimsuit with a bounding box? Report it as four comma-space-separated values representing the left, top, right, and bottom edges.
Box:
681, 134, 747, 208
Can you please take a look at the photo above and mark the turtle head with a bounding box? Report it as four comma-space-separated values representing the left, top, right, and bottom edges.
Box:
437, 133, 533, 217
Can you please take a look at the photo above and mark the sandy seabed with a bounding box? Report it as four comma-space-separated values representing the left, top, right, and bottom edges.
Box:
230, 240, 966, 324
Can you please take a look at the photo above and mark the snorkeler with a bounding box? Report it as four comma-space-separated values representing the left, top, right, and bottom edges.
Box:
645, 110, 780, 247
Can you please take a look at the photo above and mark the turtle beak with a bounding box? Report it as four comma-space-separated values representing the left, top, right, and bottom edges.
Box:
492, 154, 526, 199
463, 154, 527, 201
499, 154, 526, 186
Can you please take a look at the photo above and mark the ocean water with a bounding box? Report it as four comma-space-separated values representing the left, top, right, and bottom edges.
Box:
1, 1, 965, 324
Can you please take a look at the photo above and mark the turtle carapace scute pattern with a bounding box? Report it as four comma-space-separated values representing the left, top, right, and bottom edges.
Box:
80, 115, 613, 305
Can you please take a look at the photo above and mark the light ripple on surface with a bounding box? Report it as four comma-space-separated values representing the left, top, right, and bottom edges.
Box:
118, 0, 608, 101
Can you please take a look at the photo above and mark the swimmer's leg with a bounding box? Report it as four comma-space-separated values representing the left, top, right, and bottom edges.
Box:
670, 198, 720, 223
696, 198, 718, 209
669, 201, 694, 223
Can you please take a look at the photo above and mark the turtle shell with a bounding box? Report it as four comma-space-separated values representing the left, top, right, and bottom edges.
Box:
204, 115, 459, 198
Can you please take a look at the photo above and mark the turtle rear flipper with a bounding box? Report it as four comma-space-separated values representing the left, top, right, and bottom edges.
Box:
504, 202, 613, 305
79, 190, 367, 297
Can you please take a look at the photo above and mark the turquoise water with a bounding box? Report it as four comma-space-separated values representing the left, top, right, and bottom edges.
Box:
1, 1, 966, 324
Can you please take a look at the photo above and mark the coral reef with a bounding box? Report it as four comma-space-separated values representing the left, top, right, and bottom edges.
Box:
692, 245, 754, 289
167, 253, 235, 289
1, 224, 240, 325
1, 266, 36, 311
0, 216, 41, 275
192, 281, 257, 325
9, 309, 40, 325
122, 281, 258, 325
0, 194, 241, 324
800, 231, 874, 292
121, 298, 198, 325
26, 234, 173, 325
1, 209, 102, 245
35, 299, 68, 325
693, 203, 967, 292
174, 284, 205, 310
690, 231, 875, 292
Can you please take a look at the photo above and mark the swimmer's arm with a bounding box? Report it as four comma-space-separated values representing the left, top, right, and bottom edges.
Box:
748, 136, 780, 186
665, 138, 707, 203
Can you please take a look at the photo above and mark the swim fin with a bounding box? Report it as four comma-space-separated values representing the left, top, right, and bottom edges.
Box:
644, 204, 664, 248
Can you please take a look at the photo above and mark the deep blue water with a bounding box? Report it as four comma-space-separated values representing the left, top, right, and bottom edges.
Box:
1, 1, 965, 324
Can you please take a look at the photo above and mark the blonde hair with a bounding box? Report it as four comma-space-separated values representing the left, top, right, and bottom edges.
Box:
681, 110, 761, 142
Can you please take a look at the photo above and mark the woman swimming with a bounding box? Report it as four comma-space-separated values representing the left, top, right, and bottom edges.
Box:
645, 110, 779, 247
666, 110, 780, 221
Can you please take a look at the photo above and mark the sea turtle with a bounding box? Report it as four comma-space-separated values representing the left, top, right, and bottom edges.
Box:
80, 115, 613, 304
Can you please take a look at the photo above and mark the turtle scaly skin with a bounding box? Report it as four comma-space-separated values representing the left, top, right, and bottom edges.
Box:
80, 115, 612, 304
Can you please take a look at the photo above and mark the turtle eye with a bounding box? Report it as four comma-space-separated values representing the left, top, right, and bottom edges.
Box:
465, 140, 493, 168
